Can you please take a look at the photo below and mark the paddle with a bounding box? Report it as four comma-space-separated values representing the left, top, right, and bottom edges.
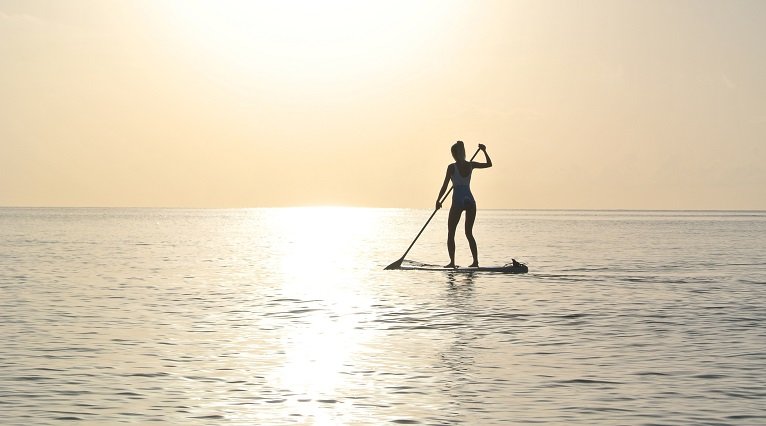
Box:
385, 147, 482, 270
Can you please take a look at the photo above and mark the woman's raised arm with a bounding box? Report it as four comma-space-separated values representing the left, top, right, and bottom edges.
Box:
472, 144, 492, 169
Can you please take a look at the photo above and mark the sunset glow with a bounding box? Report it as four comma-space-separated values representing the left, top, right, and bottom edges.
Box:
1, 0, 765, 209
160, 1, 458, 90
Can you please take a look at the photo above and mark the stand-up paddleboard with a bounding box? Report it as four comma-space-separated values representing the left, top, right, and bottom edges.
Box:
396, 260, 528, 274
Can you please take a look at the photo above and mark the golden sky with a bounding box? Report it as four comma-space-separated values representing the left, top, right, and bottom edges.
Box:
1, 0, 764, 209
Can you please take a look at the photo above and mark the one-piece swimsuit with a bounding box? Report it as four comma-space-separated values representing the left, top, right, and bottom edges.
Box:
451, 162, 475, 211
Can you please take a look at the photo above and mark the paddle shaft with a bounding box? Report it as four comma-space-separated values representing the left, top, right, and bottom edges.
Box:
394, 147, 482, 264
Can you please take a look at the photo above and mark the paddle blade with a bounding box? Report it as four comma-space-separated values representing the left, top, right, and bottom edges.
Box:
384, 258, 404, 270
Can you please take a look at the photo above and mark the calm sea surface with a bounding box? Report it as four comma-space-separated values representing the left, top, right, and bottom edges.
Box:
1, 208, 765, 425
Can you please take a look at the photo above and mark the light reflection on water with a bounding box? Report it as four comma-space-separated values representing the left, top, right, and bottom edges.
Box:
1, 208, 765, 425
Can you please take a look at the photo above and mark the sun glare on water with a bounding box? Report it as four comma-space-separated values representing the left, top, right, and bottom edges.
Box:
274, 206, 379, 280
257, 207, 383, 419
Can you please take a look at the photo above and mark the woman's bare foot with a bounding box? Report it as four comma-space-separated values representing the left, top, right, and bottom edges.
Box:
444, 263, 456, 268
469, 261, 479, 267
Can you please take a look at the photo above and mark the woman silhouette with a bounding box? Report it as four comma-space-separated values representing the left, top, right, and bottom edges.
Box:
435, 141, 492, 268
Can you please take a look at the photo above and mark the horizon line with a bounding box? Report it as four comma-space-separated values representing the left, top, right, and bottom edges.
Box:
1, 205, 765, 213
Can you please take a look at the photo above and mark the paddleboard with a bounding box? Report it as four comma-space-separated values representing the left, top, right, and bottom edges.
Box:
397, 261, 528, 274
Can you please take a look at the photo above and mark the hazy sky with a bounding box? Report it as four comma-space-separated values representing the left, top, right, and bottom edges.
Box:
2, 0, 764, 209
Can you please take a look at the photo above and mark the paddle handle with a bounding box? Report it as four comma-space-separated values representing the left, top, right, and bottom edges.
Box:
396, 147, 482, 262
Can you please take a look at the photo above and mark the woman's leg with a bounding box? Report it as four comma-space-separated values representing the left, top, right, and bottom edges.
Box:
465, 205, 478, 267
446, 205, 462, 267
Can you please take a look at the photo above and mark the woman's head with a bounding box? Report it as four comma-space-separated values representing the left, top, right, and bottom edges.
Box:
451, 140, 466, 161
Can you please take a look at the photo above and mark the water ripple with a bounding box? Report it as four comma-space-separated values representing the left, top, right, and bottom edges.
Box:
1, 208, 765, 425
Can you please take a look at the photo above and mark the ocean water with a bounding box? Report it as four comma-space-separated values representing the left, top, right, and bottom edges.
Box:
1, 208, 765, 425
